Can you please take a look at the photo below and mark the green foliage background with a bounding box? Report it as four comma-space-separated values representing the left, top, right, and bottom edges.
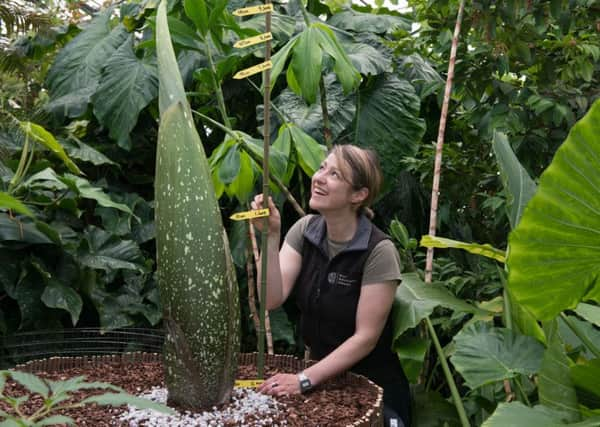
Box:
1, 0, 599, 425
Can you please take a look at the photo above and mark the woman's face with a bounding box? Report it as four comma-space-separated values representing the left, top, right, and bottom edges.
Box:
309, 153, 364, 214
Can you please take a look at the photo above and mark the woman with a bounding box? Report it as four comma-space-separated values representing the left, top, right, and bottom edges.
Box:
252, 144, 410, 427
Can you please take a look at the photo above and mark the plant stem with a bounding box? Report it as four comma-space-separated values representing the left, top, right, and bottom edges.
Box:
424, 0, 466, 282
205, 43, 232, 129
425, 316, 470, 427
8, 132, 30, 193
561, 312, 600, 358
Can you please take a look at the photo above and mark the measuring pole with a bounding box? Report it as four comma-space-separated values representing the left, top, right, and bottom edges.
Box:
257, 0, 273, 379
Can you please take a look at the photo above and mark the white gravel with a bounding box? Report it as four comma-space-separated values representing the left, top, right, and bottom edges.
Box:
119, 387, 286, 426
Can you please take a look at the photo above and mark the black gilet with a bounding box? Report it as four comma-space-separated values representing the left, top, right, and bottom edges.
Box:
294, 214, 407, 387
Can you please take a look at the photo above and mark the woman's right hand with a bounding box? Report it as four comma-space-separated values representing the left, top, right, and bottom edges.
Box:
250, 194, 281, 236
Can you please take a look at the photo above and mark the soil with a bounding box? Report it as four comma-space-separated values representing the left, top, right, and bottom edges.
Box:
0, 360, 380, 426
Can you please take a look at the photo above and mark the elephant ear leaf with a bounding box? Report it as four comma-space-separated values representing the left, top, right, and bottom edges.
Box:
507, 100, 600, 321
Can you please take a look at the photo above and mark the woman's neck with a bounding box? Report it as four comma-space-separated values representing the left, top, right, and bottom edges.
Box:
322, 210, 359, 242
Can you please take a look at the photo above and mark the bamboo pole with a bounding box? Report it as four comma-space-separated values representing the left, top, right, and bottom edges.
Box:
257, 0, 273, 378
424, 0, 466, 283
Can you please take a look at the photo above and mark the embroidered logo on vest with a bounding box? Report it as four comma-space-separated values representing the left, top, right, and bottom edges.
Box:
328, 272, 356, 287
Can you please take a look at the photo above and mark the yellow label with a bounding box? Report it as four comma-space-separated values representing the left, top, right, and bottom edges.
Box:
232, 4, 273, 16
234, 32, 273, 49
235, 379, 265, 388
229, 208, 269, 221
233, 60, 272, 79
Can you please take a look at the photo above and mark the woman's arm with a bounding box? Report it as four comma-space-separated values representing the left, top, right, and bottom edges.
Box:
251, 194, 302, 310
260, 280, 397, 395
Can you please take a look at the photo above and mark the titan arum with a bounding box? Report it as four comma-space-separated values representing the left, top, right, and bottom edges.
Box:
155, 0, 240, 409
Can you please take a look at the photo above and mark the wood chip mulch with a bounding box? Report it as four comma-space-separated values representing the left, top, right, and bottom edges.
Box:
0, 360, 380, 426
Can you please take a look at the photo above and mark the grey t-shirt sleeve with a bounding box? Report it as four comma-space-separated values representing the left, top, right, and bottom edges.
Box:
362, 239, 402, 285
284, 214, 314, 254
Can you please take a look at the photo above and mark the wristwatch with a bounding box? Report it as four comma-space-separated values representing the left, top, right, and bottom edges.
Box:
297, 371, 313, 393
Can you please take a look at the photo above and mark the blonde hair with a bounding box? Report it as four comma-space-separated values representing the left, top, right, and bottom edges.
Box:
330, 144, 383, 219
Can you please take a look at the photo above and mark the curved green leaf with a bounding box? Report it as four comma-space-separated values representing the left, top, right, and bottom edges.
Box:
345, 42, 392, 76
574, 303, 600, 328
290, 27, 322, 104
36, 416, 75, 426
538, 320, 580, 422
482, 402, 594, 427
451, 322, 545, 389
81, 392, 175, 414
507, 100, 600, 321
559, 315, 600, 360
0, 192, 33, 217
46, 9, 129, 117
313, 23, 361, 95
571, 358, 600, 400
0, 213, 53, 244
492, 131, 537, 229
78, 226, 145, 272
327, 9, 411, 34
8, 370, 49, 398
356, 74, 425, 181
392, 272, 487, 339
287, 124, 326, 176
420, 235, 506, 262
184, 0, 209, 36
60, 174, 133, 216
92, 37, 158, 150
20, 122, 81, 174
218, 145, 241, 184
41, 280, 83, 326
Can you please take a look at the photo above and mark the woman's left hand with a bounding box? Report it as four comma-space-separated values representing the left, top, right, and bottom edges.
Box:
257, 373, 301, 396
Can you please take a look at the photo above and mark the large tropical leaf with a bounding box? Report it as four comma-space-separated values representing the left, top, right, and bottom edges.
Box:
355, 74, 425, 181
492, 131, 537, 229
327, 9, 411, 34
271, 75, 355, 144
450, 322, 545, 389
77, 226, 145, 272
46, 9, 129, 117
60, 174, 133, 216
559, 315, 600, 360
538, 320, 580, 422
345, 42, 392, 76
507, 100, 600, 321
392, 272, 487, 339
92, 36, 158, 150
483, 402, 600, 427
396, 53, 444, 99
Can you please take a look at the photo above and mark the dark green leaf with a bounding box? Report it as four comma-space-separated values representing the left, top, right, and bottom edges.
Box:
345, 42, 391, 76
451, 322, 545, 389
78, 226, 145, 272
571, 358, 600, 400
356, 74, 425, 181
60, 174, 134, 216
218, 145, 241, 184
327, 9, 411, 34
288, 124, 326, 176
81, 392, 175, 414
41, 280, 83, 326
46, 9, 129, 117
92, 37, 158, 150
0, 213, 53, 244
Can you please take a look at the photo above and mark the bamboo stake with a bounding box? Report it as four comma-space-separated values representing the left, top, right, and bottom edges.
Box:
249, 221, 274, 355
257, 0, 273, 378
421, 2, 470, 426
424, 0, 466, 283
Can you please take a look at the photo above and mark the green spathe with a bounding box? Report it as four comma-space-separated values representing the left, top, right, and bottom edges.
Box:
155, 0, 240, 409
